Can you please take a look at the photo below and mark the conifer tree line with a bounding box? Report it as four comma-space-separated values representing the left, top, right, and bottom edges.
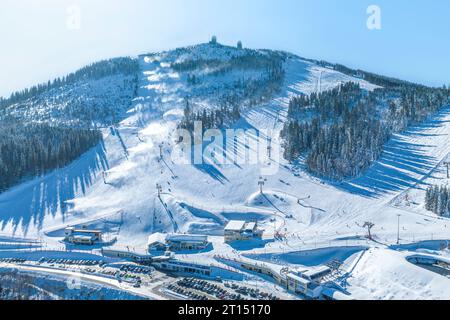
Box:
308, 57, 431, 89
179, 64, 284, 133
425, 185, 450, 216
0, 57, 139, 109
0, 271, 39, 300
0, 122, 102, 192
171, 50, 285, 75
384, 85, 449, 131
216, 61, 284, 108
281, 82, 450, 180
179, 98, 241, 132
0, 58, 139, 192
0, 75, 139, 129
179, 51, 285, 129
177, 50, 285, 102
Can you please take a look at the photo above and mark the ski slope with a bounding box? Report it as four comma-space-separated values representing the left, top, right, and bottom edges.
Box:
1, 43, 450, 299
345, 247, 450, 300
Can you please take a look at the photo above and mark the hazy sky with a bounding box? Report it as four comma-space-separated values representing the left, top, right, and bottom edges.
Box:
1, 0, 449, 97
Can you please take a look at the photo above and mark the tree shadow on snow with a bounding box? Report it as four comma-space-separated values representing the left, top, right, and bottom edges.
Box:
228, 239, 275, 251
337, 107, 450, 198
0, 142, 109, 236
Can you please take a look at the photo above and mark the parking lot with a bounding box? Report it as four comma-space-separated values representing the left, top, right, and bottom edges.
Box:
38, 258, 103, 266
163, 277, 282, 300
0, 256, 289, 300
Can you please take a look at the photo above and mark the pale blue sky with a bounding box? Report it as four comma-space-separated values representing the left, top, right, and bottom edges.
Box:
1, 0, 449, 97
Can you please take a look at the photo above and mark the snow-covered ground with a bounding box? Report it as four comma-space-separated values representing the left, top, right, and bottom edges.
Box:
0, 264, 147, 300
1, 43, 450, 299
345, 246, 450, 300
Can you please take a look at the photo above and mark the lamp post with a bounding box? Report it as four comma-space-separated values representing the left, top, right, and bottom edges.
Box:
159, 143, 163, 160
258, 177, 265, 194
444, 162, 450, 179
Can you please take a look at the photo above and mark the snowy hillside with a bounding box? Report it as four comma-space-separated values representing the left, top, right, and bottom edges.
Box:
3, 74, 137, 127
1, 42, 450, 299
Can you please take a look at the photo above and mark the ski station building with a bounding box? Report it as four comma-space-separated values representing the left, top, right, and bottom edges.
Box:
224, 220, 263, 242
101, 248, 153, 264
152, 257, 213, 277
147, 233, 210, 252
284, 267, 332, 298
64, 227, 103, 245
151, 255, 243, 281
217, 255, 333, 299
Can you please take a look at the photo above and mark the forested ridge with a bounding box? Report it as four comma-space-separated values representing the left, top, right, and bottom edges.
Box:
0, 57, 139, 109
281, 81, 450, 180
177, 50, 285, 132
0, 122, 102, 192
179, 98, 241, 132
0, 57, 139, 192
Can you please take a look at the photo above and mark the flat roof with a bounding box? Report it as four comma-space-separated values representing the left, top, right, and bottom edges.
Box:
71, 234, 95, 240
168, 259, 211, 270
287, 273, 310, 285
148, 233, 209, 245
73, 229, 102, 234
303, 266, 331, 278
102, 249, 152, 259
167, 234, 208, 243
244, 222, 256, 230
224, 220, 246, 231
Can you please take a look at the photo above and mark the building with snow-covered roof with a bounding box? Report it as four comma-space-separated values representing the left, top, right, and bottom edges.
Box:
64, 227, 102, 245
217, 255, 330, 299
166, 234, 209, 251
224, 220, 263, 242
147, 233, 209, 252
147, 233, 168, 251
152, 258, 212, 277
225, 220, 246, 232
244, 222, 256, 232
101, 248, 153, 264
286, 273, 322, 298
302, 266, 332, 282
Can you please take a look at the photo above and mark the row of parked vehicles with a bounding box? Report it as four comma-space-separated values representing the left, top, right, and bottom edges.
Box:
119, 264, 154, 274
0, 258, 26, 264
167, 283, 209, 300
38, 258, 104, 266
177, 278, 247, 300
225, 282, 280, 300
176, 278, 280, 300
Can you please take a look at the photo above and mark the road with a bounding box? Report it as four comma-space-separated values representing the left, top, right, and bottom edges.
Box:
0, 262, 166, 300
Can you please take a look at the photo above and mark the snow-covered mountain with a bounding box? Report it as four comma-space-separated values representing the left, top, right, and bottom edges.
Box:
1, 42, 450, 299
